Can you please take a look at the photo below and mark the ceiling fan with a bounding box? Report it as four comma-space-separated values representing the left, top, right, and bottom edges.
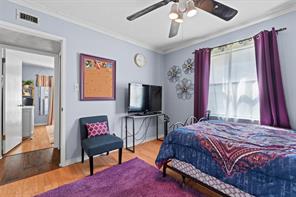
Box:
127, 0, 238, 38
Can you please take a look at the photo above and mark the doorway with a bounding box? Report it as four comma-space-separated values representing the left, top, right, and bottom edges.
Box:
2, 49, 56, 156
0, 26, 63, 185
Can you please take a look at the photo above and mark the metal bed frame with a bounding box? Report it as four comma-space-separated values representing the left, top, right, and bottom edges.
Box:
162, 115, 251, 197
163, 161, 230, 197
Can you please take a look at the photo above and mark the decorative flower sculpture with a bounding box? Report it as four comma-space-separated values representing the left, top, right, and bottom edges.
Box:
167, 65, 182, 83
176, 78, 194, 100
182, 58, 194, 74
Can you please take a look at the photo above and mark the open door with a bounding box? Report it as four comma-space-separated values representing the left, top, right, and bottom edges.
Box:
53, 54, 61, 149
2, 48, 23, 154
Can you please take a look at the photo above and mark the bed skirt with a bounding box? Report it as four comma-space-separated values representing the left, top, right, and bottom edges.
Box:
171, 159, 254, 197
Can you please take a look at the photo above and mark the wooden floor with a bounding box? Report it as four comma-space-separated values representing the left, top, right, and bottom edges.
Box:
0, 140, 221, 197
6, 126, 53, 156
0, 148, 60, 186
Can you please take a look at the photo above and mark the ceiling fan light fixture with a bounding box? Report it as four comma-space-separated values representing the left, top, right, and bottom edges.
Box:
187, 0, 197, 18
178, 0, 187, 13
169, 3, 179, 20
175, 13, 184, 23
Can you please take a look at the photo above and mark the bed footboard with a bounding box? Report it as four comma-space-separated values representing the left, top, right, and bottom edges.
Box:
163, 159, 254, 197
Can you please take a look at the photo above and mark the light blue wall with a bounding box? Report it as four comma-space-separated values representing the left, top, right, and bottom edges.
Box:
22, 63, 54, 125
0, 0, 164, 162
1, 0, 296, 163
163, 11, 296, 129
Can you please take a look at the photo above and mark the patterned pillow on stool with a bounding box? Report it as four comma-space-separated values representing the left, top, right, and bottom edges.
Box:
86, 121, 109, 137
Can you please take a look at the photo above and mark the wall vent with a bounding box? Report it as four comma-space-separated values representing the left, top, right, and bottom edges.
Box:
16, 10, 39, 24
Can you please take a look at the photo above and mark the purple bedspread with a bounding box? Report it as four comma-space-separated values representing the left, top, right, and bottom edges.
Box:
186, 122, 296, 176
156, 121, 296, 196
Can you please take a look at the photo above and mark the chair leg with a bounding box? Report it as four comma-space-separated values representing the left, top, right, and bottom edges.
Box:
89, 156, 94, 176
118, 148, 122, 164
81, 148, 84, 163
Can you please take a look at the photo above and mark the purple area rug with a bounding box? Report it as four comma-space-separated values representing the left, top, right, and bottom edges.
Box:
36, 158, 204, 197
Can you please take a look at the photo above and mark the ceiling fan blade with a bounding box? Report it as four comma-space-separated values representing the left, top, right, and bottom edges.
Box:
195, 0, 238, 21
127, 0, 174, 21
169, 20, 180, 38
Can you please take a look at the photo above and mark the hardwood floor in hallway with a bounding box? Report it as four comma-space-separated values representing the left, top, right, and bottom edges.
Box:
0, 140, 221, 197
0, 148, 60, 186
6, 126, 53, 157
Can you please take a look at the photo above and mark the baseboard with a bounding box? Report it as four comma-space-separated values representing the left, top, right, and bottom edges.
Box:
60, 135, 164, 167
60, 157, 82, 167
60, 150, 117, 167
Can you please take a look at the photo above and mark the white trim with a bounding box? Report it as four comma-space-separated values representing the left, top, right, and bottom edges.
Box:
59, 39, 66, 167
0, 20, 67, 167
8, 0, 164, 54
62, 135, 164, 167
164, 4, 296, 54
7, 0, 296, 54
0, 48, 3, 158
0, 43, 57, 57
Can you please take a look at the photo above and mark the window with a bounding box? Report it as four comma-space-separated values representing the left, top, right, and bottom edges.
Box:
208, 40, 260, 122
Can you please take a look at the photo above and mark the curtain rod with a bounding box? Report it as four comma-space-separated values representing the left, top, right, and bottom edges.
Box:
192, 27, 287, 54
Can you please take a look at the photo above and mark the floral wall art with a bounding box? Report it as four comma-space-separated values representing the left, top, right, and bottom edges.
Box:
167, 58, 194, 100
167, 65, 182, 82
182, 58, 194, 74
176, 78, 194, 100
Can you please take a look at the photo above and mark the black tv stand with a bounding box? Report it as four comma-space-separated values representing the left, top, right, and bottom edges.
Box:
147, 111, 161, 115
133, 112, 161, 116
125, 113, 167, 153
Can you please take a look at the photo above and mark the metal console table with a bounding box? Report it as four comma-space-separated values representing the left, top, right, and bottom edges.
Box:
125, 113, 167, 153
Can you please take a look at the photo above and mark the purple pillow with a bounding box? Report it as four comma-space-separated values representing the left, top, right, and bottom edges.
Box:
86, 121, 109, 138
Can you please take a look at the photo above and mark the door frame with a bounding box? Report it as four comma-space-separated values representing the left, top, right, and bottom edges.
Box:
0, 20, 67, 167
1, 45, 59, 148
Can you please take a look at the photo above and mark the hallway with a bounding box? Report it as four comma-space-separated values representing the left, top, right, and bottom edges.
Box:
6, 126, 54, 156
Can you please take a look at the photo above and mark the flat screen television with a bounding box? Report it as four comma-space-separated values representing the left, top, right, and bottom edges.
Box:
128, 83, 162, 114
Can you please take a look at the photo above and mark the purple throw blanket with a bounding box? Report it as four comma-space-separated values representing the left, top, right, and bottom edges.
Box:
186, 122, 296, 176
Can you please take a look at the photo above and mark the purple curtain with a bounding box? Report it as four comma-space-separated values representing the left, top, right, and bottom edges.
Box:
194, 48, 211, 119
253, 28, 291, 129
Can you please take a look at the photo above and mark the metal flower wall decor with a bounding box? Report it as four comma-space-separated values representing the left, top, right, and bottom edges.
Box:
168, 57, 195, 100
167, 65, 182, 83
176, 78, 194, 100
182, 58, 194, 74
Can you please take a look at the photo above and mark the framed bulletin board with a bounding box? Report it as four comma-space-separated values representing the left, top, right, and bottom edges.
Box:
80, 53, 116, 100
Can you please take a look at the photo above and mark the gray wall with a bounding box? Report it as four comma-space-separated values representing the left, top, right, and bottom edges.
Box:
1, 0, 296, 164
22, 63, 54, 125
0, 0, 164, 162
163, 11, 296, 129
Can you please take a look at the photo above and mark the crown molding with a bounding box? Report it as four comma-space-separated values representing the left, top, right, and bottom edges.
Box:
8, 0, 165, 54
163, 3, 296, 54
8, 0, 296, 55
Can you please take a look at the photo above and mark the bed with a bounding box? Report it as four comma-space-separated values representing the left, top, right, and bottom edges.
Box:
155, 121, 296, 197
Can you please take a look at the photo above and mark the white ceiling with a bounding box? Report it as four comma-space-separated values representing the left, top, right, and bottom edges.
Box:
10, 0, 296, 53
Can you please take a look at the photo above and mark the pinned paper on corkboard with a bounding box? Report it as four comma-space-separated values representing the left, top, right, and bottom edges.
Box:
80, 54, 116, 100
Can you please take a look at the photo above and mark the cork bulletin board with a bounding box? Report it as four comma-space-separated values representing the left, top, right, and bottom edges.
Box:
80, 54, 116, 100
